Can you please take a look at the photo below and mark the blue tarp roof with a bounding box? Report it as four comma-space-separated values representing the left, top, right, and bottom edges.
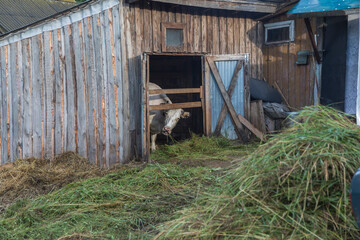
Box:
288, 0, 360, 16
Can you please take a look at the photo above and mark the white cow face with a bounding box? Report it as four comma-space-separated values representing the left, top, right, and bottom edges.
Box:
162, 109, 191, 135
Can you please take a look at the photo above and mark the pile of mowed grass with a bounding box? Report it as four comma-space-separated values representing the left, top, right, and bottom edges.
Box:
158, 106, 360, 240
0, 152, 105, 210
0, 162, 225, 240
151, 134, 255, 163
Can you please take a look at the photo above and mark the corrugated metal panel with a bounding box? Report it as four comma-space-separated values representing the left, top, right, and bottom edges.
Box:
0, 0, 77, 34
288, 0, 360, 15
210, 60, 245, 139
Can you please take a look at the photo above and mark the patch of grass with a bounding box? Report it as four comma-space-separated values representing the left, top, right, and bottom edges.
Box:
151, 134, 256, 162
0, 163, 225, 240
158, 106, 360, 239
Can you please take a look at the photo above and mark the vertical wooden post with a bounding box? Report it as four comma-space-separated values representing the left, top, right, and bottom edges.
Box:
142, 54, 150, 161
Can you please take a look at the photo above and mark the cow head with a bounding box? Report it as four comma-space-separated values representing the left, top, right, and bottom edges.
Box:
162, 109, 191, 135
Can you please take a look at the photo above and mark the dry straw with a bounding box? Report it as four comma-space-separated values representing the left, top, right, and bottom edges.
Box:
158, 106, 360, 239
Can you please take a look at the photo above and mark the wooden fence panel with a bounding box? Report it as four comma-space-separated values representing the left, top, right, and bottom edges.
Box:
0, 5, 129, 167
0, 1, 266, 165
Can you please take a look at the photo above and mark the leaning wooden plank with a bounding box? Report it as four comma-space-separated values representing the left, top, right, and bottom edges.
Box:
304, 18, 321, 64
0, 47, 8, 164
83, 18, 96, 165
63, 26, 75, 152
44, 32, 54, 158
112, 5, 125, 163
214, 60, 243, 136
149, 102, 202, 111
31, 36, 42, 158
207, 59, 247, 142
237, 112, 265, 141
148, 88, 201, 95
22, 39, 32, 158
104, 10, 117, 166
72, 22, 87, 158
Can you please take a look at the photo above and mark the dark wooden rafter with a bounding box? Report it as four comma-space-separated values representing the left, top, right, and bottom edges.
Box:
256, 0, 299, 21
128, 0, 278, 13
304, 18, 321, 64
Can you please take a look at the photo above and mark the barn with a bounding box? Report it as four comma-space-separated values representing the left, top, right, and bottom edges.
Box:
0, 0, 356, 167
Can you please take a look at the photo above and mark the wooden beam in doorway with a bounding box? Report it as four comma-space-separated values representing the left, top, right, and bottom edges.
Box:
149, 88, 201, 95
304, 18, 321, 64
149, 101, 202, 111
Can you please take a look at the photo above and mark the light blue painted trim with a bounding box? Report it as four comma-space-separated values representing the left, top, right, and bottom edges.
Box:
288, 0, 360, 15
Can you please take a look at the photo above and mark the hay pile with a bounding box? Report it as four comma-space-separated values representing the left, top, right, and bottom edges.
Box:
0, 152, 104, 210
158, 106, 360, 239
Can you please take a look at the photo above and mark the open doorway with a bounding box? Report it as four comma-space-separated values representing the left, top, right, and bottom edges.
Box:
148, 55, 204, 145
320, 16, 348, 110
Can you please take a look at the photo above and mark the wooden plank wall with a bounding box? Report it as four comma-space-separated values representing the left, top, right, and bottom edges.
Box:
0, 0, 265, 165
0, 4, 130, 167
122, 2, 265, 153
123, 1, 264, 78
263, 15, 317, 109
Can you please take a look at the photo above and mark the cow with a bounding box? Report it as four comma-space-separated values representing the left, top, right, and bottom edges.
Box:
149, 82, 191, 152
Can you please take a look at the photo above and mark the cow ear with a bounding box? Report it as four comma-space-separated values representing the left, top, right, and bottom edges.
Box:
181, 112, 191, 119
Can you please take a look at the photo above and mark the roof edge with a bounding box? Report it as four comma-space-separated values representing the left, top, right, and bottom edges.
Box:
0, 0, 94, 39
0, 0, 119, 47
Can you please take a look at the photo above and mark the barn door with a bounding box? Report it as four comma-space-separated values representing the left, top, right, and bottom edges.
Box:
203, 55, 250, 141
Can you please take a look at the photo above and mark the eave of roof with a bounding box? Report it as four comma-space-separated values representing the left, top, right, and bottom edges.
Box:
0, 0, 79, 35
129, 0, 279, 13
287, 0, 360, 18
0, 0, 94, 38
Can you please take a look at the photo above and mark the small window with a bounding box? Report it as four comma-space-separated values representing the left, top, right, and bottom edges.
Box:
264, 20, 294, 45
162, 23, 187, 52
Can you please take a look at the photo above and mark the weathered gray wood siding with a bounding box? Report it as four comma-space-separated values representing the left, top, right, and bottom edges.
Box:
121, 1, 265, 156
0, 0, 265, 166
0, 1, 130, 167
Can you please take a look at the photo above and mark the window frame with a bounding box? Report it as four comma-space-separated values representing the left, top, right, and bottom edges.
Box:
161, 22, 187, 52
264, 20, 295, 45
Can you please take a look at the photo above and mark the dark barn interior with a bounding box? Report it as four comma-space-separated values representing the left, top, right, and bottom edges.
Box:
320, 16, 348, 110
149, 55, 203, 144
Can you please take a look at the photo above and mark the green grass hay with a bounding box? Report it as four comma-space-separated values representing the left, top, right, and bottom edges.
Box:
158, 106, 360, 239
0, 163, 225, 240
151, 134, 254, 162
